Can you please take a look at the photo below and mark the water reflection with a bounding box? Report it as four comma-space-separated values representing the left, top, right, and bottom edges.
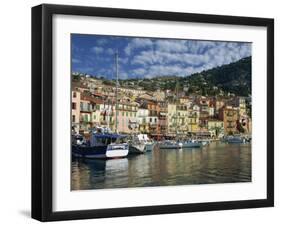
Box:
72, 142, 251, 190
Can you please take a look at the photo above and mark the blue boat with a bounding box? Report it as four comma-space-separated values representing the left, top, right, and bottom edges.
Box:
72, 133, 129, 159
224, 135, 246, 144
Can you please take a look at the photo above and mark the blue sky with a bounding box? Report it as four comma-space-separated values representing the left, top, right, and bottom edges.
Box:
72, 34, 251, 80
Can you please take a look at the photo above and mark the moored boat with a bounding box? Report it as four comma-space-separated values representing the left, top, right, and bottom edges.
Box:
128, 135, 146, 154
72, 132, 129, 159
158, 140, 182, 149
181, 140, 202, 148
137, 134, 155, 152
224, 135, 246, 144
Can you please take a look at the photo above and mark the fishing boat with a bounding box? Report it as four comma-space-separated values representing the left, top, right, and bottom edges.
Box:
72, 134, 87, 145
72, 132, 129, 159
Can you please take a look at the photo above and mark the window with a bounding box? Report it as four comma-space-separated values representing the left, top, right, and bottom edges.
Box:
72, 102, 76, 110
73, 92, 77, 98
72, 115, 75, 122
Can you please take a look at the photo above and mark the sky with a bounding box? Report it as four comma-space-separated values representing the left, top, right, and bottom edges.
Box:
71, 34, 251, 80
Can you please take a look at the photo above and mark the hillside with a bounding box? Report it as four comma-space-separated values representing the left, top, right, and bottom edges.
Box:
73, 56, 252, 97
183, 56, 252, 96
120, 56, 252, 97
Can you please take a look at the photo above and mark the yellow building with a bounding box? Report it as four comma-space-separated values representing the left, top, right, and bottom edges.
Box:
91, 103, 102, 127
176, 105, 189, 134
187, 105, 200, 132
167, 104, 177, 134
179, 96, 189, 105
207, 119, 224, 137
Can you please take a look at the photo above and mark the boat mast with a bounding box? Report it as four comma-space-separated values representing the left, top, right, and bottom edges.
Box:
175, 79, 179, 138
115, 51, 119, 133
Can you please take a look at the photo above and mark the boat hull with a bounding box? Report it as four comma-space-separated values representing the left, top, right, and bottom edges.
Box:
129, 144, 146, 154
224, 136, 245, 144
158, 142, 182, 149
227, 140, 244, 144
181, 142, 202, 148
72, 144, 129, 159
144, 143, 155, 152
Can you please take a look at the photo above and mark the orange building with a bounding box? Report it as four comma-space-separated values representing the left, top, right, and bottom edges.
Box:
219, 106, 239, 135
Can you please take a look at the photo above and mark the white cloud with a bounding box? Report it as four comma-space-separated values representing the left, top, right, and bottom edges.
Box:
119, 57, 129, 64
127, 40, 251, 78
131, 50, 209, 66
132, 68, 147, 77
90, 46, 103, 54
77, 37, 251, 79
72, 58, 81, 64
106, 48, 115, 55
155, 40, 188, 53
124, 38, 153, 55
119, 71, 129, 79
96, 38, 107, 45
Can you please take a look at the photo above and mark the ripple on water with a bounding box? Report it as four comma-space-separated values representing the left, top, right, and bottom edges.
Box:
71, 142, 252, 190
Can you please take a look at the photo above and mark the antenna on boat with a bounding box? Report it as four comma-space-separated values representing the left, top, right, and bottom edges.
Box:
115, 50, 119, 133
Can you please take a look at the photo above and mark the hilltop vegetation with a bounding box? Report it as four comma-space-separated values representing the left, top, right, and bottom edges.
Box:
120, 56, 251, 96
73, 56, 252, 97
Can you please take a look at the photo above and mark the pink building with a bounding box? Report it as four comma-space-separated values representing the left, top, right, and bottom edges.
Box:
71, 90, 81, 134
115, 99, 139, 134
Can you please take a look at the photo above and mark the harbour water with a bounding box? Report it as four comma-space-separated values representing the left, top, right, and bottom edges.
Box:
71, 141, 251, 190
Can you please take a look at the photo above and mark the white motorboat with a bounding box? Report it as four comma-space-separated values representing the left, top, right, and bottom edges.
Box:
128, 135, 146, 154
181, 140, 202, 148
158, 140, 182, 149
137, 134, 155, 152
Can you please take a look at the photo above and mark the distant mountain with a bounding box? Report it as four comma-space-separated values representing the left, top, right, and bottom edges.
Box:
73, 56, 252, 97
184, 56, 252, 96
120, 56, 252, 97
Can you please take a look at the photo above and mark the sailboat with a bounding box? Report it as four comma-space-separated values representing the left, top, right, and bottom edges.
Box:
72, 127, 129, 159
112, 52, 145, 155
71, 51, 129, 159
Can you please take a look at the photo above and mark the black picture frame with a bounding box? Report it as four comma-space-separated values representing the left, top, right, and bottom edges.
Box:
32, 4, 274, 222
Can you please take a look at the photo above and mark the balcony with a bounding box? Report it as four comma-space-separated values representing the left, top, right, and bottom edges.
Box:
80, 107, 92, 112
100, 120, 115, 125
80, 118, 92, 124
